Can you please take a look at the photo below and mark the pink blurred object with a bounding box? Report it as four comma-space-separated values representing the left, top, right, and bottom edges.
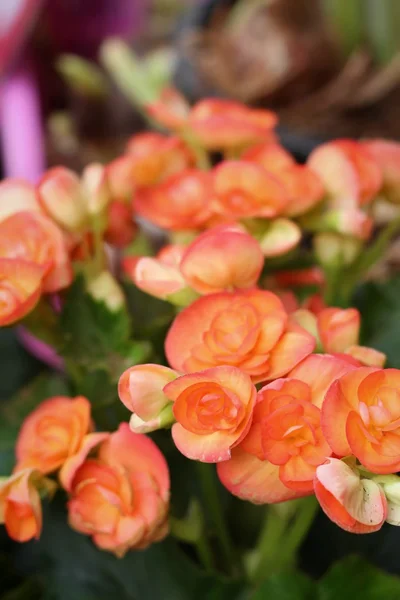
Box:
0, 0, 43, 75
17, 326, 65, 371
46, 0, 149, 58
0, 58, 45, 182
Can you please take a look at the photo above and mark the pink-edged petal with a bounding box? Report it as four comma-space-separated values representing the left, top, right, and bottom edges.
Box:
289, 353, 358, 408
266, 323, 315, 380
217, 447, 307, 504
321, 367, 378, 457
171, 423, 233, 463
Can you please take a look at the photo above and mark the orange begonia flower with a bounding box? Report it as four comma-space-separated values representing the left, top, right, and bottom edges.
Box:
118, 364, 177, 433
164, 366, 256, 462
68, 423, 170, 557
188, 99, 277, 150
146, 87, 190, 131
180, 225, 264, 294
243, 142, 295, 172
14, 395, 108, 491
308, 139, 382, 209
0, 258, 44, 326
165, 289, 315, 383
362, 139, 400, 205
135, 170, 213, 231
213, 161, 288, 219
314, 458, 387, 533
244, 142, 324, 216
322, 368, 400, 474
0, 469, 44, 542
0, 211, 72, 293
126, 133, 192, 188
217, 354, 357, 503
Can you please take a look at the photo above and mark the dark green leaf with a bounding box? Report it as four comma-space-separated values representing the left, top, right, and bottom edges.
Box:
249, 571, 316, 600
319, 555, 400, 600
16, 495, 247, 600
59, 277, 150, 408
355, 276, 400, 367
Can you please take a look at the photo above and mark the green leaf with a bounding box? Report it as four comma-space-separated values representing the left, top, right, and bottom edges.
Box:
0, 372, 70, 475
355, 276, 400, 367
16, 495, 248, 600
59, 277, 150, 408
249, 571, 316, 600
319, 555, 400, 600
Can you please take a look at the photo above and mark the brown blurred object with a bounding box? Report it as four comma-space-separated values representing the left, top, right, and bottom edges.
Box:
178, 0, 400, 140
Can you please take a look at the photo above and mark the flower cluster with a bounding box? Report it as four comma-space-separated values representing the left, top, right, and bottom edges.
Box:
3, 92, 400, 562
0, 397, 169, 556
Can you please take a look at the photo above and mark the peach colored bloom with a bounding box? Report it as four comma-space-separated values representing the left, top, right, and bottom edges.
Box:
0, 258, 44, 326
363, 139, 400, 204
188, 99, 277, 150
244, 143, 324, 216
0, 211, 72, 293
135, 170, 213, 231
0, 469, 43, 542
165, 289, 315, 383
218, 354, 357, 503
123, 245, 191, 304
118, 364, 177, 432
146, 87, 190, 130
322, 368, 400, 474
68, 424, 170, 556
38, 167, 88, 232
314, 458, 387, 533
317, 307, 360, 354
213, 161, 288, 219
104, 201, 137, 248
126, 133, 192, 188
243, 142, 295, 172
164, 366, 256, 462
345, 345, 386, 368
15, 396, 94, 477
308, 139, 382, 209
0, 179, 41, 222
180, 225, 264, 294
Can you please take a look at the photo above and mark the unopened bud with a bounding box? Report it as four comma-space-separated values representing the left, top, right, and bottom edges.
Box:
129, 403, 175, 433
314, 232, 361, 268
87, 271, 125, 312
82, 163, 110, 216
38, 167, 88, 232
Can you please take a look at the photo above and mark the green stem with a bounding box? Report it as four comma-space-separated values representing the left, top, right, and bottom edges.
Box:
277, 497, 318, 569
195, 532, 215, 572
180, 129, 211, 171
196, 462, 237, 573
249, 506, 289, 583
250, 497, 318, 585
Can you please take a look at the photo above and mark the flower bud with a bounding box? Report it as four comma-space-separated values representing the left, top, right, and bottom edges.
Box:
104, 201, 137, 248
118, 364, 178, 424
82, 163, 110, 216
129, 403, 175, 434
314, 232, 361, 268
258, 218, 301, 257
345, 345, 386, 368
38, 167, 88, 232
87, 271, 126, 312
317, 307, 360, 354
377, 474, 400, 525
